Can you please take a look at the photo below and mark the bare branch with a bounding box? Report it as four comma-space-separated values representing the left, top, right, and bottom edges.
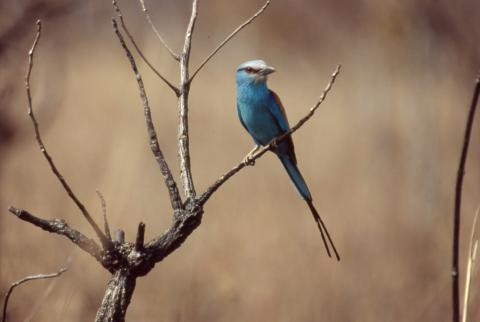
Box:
462, 205, 480, 322
189, 0, 271, 82
2, 264, 69, 322
138, 0, 180, 61
7, 207, 103, 262
96, 189, 112, 241
135, 222, 146, 251
112, 19, 183, 211
112, 0, 180, 96
177, 0, 198, 199
145, 206, 203, 264
25, 20, 111, 250
198, 64, 341, 205
453, 74, 480, 322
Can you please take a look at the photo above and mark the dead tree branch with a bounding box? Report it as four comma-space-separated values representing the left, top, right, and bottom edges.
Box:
2, 264, 69, 322
7, 207, 103, 262
112, 18, 183, 211
190, 0, 271, 82
453, 74, 480, 322
96, 189, 112, 241
177, 0, 198, 199
25, 20, 111, 250
198, 64, 341, 205
113, 0, 180, 96
138, 0, 180, 61
9, 1, 341, 320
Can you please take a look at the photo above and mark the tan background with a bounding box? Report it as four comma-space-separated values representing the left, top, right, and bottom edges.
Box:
1, 0, 480, 321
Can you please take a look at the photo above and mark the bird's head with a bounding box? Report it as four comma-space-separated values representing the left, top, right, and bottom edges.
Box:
236, 59, 275, 86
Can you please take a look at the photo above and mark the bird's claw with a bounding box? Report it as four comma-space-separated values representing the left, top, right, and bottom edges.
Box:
243, 154, 256, 166
270, 138, 278, 149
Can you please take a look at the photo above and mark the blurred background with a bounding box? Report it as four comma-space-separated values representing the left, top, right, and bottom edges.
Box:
1, 0, 480, 321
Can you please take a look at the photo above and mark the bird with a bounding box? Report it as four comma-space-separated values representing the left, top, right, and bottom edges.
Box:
235, 59, 340, 260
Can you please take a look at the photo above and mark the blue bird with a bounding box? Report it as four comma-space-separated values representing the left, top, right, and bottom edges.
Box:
236, 59, 340, 260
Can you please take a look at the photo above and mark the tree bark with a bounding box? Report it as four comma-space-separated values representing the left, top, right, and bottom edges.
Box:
95, 270, 136, 322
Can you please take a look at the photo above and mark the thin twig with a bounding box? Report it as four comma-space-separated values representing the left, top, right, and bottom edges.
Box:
112, 19, 183, 210
462, 205, 480, 322
96, 189, 112, 241
112, 0, 180, 96
189, 0, 271, 82
24, 255, 74, 322
138, 0, 180, 61
25, 20, 111, 250
177, 0, 198, 199
2, 264, 69, 322
453, 75, 480, 322
198, 64, 341, 205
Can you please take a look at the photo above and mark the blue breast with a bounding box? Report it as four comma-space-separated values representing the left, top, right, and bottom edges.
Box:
236, 82, 282, 145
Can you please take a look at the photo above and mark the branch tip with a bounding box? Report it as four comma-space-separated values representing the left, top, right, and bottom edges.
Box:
2, 264, 69, 322
112, 1, 179, 95
24, 20, 111, 250
137, 0, 180, 61
190, 0, 271, 81
112, 13, 183, 211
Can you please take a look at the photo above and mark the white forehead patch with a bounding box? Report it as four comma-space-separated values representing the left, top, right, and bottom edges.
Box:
237, 59, 268, 71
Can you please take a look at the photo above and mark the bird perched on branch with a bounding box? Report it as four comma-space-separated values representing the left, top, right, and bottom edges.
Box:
235, 59, 340, 260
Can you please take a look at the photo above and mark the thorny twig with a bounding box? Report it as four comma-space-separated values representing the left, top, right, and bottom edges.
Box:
24, 20, 111, 250
198, 64, 342, 205
2, 263, 69, 322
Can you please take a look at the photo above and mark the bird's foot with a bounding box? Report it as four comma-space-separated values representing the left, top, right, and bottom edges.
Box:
243, 154, 256, 166
243, 145, 260, 166
270, 138, 278, 149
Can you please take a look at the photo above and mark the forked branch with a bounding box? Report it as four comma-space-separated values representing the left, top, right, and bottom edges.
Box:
113, 0, 180, 96
177, 0, 199, 199
138, 0, 179, 61
112, 18, 183, 211
25, 20, 111, 250
198, 64, 341, 205
190, 0, 271, 82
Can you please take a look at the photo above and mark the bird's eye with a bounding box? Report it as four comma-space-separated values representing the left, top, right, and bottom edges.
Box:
245, 67, 254, 73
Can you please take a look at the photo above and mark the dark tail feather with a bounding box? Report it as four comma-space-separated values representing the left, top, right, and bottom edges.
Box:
307, 200, 341, 261
278, 155, 312, 200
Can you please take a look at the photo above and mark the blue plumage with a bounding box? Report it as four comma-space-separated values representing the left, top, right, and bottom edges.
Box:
235, 60, 339, 260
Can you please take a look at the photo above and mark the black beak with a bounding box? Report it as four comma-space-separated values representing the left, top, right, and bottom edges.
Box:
259, 66, 275, 76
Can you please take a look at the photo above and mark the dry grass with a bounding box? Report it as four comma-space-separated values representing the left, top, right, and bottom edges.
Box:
1, 0, 480, 321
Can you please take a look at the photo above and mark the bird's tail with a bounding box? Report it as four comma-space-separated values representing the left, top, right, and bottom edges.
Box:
306, 200, 340, 261
279, 155, 340, 261
278, 154, 312, 201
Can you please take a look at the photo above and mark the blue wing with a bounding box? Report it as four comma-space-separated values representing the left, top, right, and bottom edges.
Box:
267, 90, 297, 164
